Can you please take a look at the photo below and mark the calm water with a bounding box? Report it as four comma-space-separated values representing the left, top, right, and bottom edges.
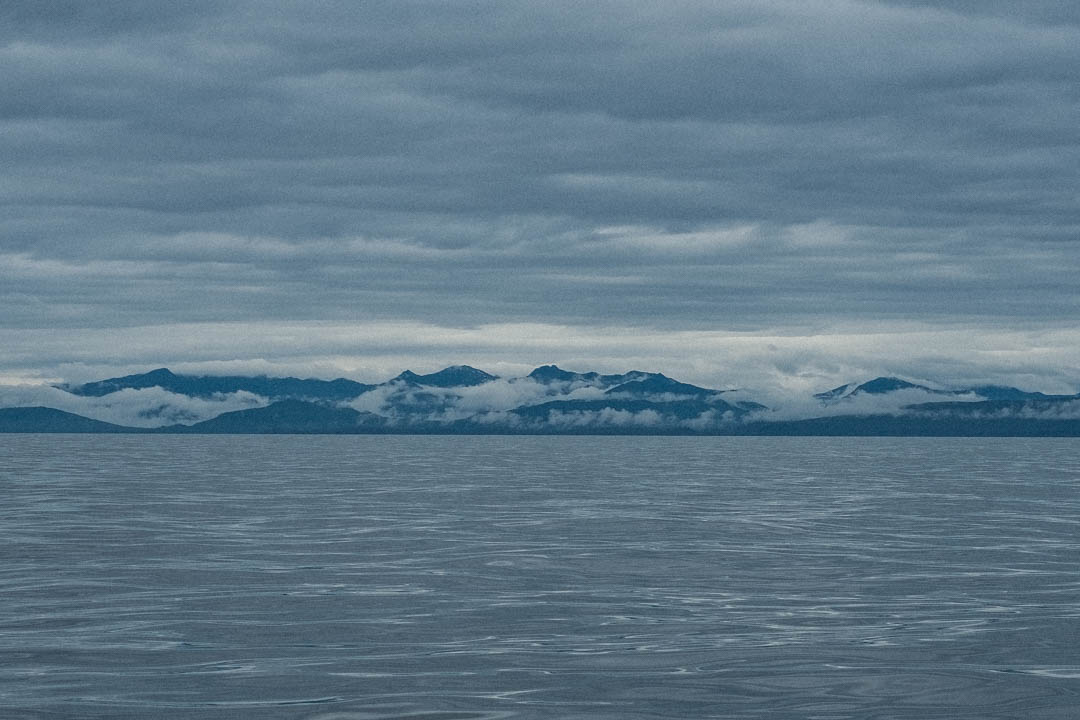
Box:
1, 435, 1079, 719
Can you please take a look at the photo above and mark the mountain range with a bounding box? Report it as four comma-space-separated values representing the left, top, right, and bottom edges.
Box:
1, 365, 1078, 435
61, 367, 376, 402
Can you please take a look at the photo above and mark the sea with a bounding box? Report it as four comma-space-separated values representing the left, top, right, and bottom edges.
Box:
2, 434, 1079, 719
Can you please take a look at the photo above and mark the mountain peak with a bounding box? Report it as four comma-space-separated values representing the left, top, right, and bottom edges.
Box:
815, 377, 935, 403
392, 365, 497, 387
813, 383, 853, 402
18, 364, 1080, 435
853, 377, 929, 395
528, 365, 587, 383
64, 367, 373, 400
604, 375, 717, 398
65, 367, 181, 396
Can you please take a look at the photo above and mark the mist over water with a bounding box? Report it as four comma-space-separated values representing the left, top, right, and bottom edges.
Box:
2, 435, 1079, 719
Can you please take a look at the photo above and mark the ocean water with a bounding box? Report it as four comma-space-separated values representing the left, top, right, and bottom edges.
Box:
1, 435, 1079, 719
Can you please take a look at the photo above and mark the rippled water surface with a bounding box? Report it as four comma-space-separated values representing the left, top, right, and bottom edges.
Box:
2, 435, 1079, 719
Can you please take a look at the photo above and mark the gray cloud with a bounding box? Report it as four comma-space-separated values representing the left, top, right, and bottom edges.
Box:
2, 321, 1076, 403
2, 1, 1079, 389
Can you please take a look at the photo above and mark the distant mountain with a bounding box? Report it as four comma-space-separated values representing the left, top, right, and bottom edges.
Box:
3, 365, 1075, 435
527, 365, 655, 388
806, 376, 1080, 431
391, 365, 497, 387
963, 386, 1075, 403
527, 365, 594, 383
814, 376, 945, 402
167, 399, 386, 434
854, 377, 933, 395
813, 383, 855, 402
0, 407, 135, 433
604, 374, 718, 398
65, 368, 374, 401
813, 377, 1079, 416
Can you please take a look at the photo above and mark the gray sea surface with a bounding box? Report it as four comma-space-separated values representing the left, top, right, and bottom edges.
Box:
2, 435, 1079, 719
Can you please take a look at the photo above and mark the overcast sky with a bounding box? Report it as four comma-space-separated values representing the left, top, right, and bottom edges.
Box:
3, 1, 1078, 394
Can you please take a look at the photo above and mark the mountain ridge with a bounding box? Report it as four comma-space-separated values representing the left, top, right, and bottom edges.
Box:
0, 406, 138, 433
391, 365, 497, 388
2, 366, 1074, 435
64, 368, 375, 401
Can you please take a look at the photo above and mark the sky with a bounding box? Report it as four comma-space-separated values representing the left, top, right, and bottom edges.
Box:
3, 0, 1079, 396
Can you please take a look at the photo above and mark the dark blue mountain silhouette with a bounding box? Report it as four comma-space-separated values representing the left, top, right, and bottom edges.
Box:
815, 376, 964, 402
166, 399, 385, 434
527, 365, 594, 383
813, 383, 855, 401
65, 368, 373, 401
819, 377, 944, 398
527, 365, 655, 387
964, 386, 1074, 402
391, 366, 497, 387
605, 374, 718, 398
5, 401, 1080, 436
4, 365, 1074, 435
855, 377, 929, 394
0, 407, 134, 433
814, 377, 1078, 414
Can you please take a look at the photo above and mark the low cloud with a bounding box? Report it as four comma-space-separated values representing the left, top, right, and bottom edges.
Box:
754, 387, 984, 421
907, 398, 1080, 421
347, 377, 605, 421
544, 408, 664, 429
1014, 400, 1080, 420
0, 384, 266, 427
518, 405, 743, 431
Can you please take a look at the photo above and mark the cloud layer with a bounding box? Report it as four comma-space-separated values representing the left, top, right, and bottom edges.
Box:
0, 384, 266, 428
2, 1, 1078, 388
